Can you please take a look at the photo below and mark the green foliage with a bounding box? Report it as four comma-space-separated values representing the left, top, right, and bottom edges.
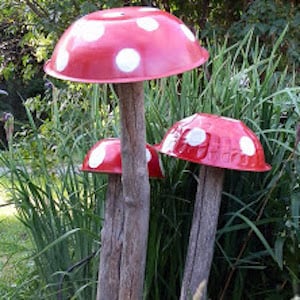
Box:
0, 213, 37, 299
0, 83, 120, 298
142, 30, 300, 299
227, 0, 300, 75
0, 0, 104, 82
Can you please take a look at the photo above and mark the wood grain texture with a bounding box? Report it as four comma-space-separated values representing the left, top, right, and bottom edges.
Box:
180, 166, 224, 300
97, 175, 124, 300
116, 82, 150, 300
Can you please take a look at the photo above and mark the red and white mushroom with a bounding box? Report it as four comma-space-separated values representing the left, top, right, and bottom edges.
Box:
44, 6, 208, 299
81, 138, 163, 300
155, 113, 271, 299
44, 7, 208, 82
82, 138, 164, 178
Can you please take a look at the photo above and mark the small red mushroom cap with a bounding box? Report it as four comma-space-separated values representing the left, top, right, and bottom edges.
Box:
44, 6, 209, 83
81, 138, 164, 178
155, 113, 271, 172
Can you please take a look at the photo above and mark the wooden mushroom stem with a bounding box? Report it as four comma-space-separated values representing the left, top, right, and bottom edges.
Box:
116, 82, 150, 299
97, 174, 124, 300
180, 165, 224, 300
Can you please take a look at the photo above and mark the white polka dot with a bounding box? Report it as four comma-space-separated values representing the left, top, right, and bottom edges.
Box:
161, 132, 179, 153
239, 136, 256, 156
146, 148, 152, 162
139, 7, 159, 12
180, 24, 196, 42
88, 143, 106, 168
72, 20, 105, 42
185, 128, 206, 146
102, 12, 125, 18
115, 48, 141, 73
56, 49, 69, 72
136, 17, 159, 31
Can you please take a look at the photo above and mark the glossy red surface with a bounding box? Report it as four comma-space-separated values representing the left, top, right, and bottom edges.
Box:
44, 6, 209, 83
155, 113, 271, 172
81, 138, 164, 178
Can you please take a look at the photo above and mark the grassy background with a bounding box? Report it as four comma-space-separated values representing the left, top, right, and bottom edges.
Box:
0, 190, 35, 299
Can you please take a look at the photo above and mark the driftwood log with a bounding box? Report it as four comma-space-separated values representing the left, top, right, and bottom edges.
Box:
117, 82, 150, 300
97, 175, 124, 300
97, 82, 150, 300
180, 166, 224, 300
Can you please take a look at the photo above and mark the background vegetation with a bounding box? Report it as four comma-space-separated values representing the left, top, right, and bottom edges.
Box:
0, 0, 300, 299
0, 207, 35, 299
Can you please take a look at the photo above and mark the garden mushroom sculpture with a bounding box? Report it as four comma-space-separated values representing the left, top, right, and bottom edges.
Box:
81, 138, 163, 300
44, 6, 208, 298
155, 113, 271, 299
82, 138, 164, 178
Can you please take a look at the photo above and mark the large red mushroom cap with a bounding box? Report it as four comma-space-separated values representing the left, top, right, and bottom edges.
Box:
81, 138, 164, 178
44, 6, 209, 83
155, 113, 271, 172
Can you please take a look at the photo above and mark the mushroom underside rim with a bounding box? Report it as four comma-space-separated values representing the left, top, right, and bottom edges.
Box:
43, 59, 208, 83
157, 152, 272, 172
81, 168, 165, 178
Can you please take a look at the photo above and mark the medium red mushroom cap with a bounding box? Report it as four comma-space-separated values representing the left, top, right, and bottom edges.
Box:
155, 113, 271, 172
44, 6, 209, 83
81, 138, 164, 178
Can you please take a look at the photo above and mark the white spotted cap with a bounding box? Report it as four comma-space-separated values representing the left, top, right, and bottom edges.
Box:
44, 6, 209, 83
155, 113, 271, 172
185, 128, 207, 146
81, 138, 164, 178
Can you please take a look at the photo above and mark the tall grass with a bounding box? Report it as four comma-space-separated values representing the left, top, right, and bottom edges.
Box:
0, 30, 299, 299
0, 83, 119, 299
144, 29, 300, 300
